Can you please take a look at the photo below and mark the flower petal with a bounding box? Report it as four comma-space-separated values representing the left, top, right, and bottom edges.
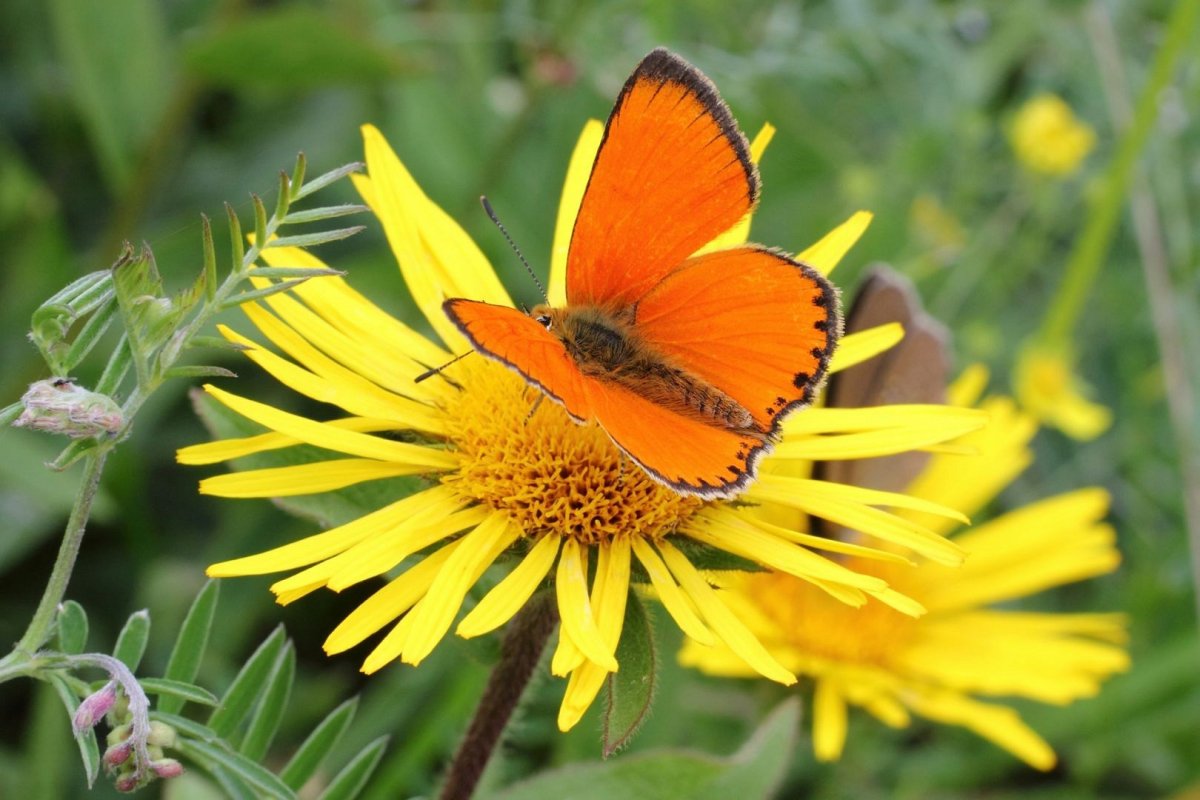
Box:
812, 679, 849, 761
826, 323, 904, 374
457, 534, 562, 638
631, 537, 715, 646
199, 458, 428, 498
177, 417, 397, 465
548, 119, 604, 306
555, 538, 619, 673
797, 211, 873, 275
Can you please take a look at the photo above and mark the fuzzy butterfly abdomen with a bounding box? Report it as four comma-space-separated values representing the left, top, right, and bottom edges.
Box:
536, 304, 761, 436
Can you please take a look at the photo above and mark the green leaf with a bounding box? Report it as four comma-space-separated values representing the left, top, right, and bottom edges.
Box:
293, 162, 364, 202
316, 736, 389, 800
47, 674, 100, 787
279, 697, 359, 791
493, 699, 801, 800
47, 0, 169, 190
603, 592, 657, 757
56, 600, 88, 655
61, 294, 119, 373
162, 365, 238, 380
282, 204, 369, 225
244, 266, 345, 280
112, 608, 150, 671
176, 739, 295, 800
139, 677, 219, 706
49, 437, 102, 472
668, 536, 761, 573
238, 642, 295, 761
208, 625, 287, 739
182, 8, 405, 90
159, 579, 220, 715
265, 226, 365, 249
187, 335, 251, 353
220, 278, 315, 310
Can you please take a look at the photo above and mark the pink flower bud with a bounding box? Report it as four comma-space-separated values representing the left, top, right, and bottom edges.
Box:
103, 740, 133, 768
13, 379, 124, 438
73, 681, 118, 735
114, 773, 141, 793
150, 758, 184, 779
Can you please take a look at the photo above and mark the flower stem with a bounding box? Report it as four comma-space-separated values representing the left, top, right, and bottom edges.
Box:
1039, 0, 1200, 345
14, 450, 110, 656
439, 592, 559, 800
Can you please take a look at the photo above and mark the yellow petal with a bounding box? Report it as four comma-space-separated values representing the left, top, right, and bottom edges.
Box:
202, 385, 457, 470
905, 689, 1056, 770
457, 535, 562, 638
656, 539, 795, 685
631, 537, 715, 646
199, 458, 426, 498
826, 323, 903, 374
812, 680, 849, 761
401, 513, 521, 665
177, 417, 397, 465
797, 211, 873, 275
548, 119, 604, 306
554, 538, 619, 672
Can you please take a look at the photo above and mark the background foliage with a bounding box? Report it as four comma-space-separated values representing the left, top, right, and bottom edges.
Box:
1, 1, 1197, 797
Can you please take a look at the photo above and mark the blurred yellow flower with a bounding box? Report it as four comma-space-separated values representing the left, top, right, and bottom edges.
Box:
681, 367, 1128, 769
1015, 342, 1112, 439
1010, 93, 1097, 177
179, 122, 984, 732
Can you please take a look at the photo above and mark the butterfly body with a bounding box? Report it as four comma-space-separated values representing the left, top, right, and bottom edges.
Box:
444, 48, 840, 498
533, 303, 761, 435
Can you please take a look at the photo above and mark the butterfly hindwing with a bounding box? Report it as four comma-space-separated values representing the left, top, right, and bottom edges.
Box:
442, 299, 593, 421
632, 245, 840, 433
566, 48, 760, 309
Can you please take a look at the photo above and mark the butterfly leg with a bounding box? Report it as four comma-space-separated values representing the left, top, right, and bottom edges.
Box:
524, 391, 545, 424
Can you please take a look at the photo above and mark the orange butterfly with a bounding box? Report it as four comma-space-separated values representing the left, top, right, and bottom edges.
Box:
444, 48, 841, 498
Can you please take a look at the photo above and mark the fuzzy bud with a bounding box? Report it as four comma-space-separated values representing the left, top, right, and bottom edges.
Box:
73, 681, 118, 735
114, 773, 141, 793
146, 720, 177, 748
150, 758, 184, 779
13, 379, 123, 438
103, 739, 133, 769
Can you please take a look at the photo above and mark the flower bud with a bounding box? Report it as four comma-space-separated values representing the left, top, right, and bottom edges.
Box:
73, 681, 118, 735
103, 739, 133, 768
146, 720, 177, 748
150, 758, 184, 779
12, 379, 123, 438
114, 773, 141, 793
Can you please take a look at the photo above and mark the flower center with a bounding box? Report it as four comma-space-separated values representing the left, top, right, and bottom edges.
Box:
440, 361, 703, 545
743, 567, 919, 668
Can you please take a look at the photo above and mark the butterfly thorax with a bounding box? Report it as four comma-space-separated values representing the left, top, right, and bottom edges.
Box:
533, 304, 762, 437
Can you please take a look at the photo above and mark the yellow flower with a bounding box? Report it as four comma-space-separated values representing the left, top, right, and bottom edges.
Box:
178, 122, 985, 731
1015, 341, 1112, 439
681, 367, 1128, 768
1010, 93, 1098, 177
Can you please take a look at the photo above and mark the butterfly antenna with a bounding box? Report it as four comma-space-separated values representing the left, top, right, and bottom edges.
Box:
481, 196, 547, 302
415, 351, 471, 384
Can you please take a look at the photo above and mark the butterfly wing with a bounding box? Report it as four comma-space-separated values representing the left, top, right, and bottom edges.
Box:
566, 48, 759, 308
582, 378, 768, 498
631, 246, 840, 435
443, 299, 593, 421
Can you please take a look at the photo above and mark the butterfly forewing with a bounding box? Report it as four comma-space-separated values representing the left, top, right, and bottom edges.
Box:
566, 48, 759, 309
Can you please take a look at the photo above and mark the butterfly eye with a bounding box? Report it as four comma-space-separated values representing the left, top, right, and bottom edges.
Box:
536, 313, 552, 329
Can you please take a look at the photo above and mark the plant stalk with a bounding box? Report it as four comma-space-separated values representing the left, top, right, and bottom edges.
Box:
15, 450, 110, 656
439, 592, 559, 800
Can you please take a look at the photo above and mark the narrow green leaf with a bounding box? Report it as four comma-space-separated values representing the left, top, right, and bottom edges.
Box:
93, 335, 133, 395
238, 642, 295, 761
316, 736, 389, 800
56, 600, 88, 654
202, 213, 217, 301
112, 608, 150, 670
177, 739, 295, 800
0, 400, 23, 427
61, 294, 119, 372
188, 335, 252, 352
220, 278, 312, 310
245, 266, 344, 280
700, 699, 801, 798
49, 438, 102, 472
603, 592, 657, 757
205, 767, 259, 800
289, 153, 307, 202
274, 170, 292, 223
279, 697, 359, 791
151, 711, 219, 741
37, 270, 112, 312
283, 204, 369, 225
140, 677, 219, 706
226, 202, 245, 272
47, 674, 100, 787
293, 162, 364, 202
265, 226, 365, 250
252, 194, 268, 252
158, 579, 220, 715
208, 625, 287, 738
162, 365, 238, 380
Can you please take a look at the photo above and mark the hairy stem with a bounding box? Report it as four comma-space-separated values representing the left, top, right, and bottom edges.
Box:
15, 450, 111, 655
439, 593, 559, 800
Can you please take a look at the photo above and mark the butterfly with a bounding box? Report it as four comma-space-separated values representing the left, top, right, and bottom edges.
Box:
443, 48, 841, 498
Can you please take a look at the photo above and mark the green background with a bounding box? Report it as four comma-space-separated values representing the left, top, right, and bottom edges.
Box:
1, 1, 1197, 797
